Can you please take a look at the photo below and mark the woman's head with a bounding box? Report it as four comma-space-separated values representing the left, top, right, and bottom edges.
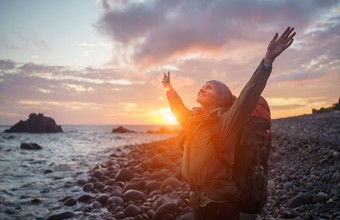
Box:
196, 80, 232, 110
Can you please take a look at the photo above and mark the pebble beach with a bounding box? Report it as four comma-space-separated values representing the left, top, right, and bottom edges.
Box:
45, 111, 339, 220
2, 112, 339, 220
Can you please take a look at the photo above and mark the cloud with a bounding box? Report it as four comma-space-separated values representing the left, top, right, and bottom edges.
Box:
117, 102, 144, 112
270, 104, 305, 111
270, 71, 325, 83
18, 100, 102, 111
63, 83, 95, 92
267, 97, 329, 110
96, 0, 340, 67
38, 88, 53, 94
0, 59, 151, 118
0, 59, 17, 70
0, 60, 146, 86
3, 30, 49, 53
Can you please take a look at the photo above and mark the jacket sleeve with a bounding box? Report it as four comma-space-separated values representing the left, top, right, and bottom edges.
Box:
166, 87, 192, 132
220, 59, 273, 139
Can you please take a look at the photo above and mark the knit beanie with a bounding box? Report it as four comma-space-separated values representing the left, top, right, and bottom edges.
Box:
207, 80, 232, 108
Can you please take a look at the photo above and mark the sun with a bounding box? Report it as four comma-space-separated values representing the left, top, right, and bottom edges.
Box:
149, 108, 177, 124
163, 111, 176, 123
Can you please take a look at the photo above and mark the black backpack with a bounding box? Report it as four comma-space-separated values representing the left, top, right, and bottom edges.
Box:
211, 96, 272, 214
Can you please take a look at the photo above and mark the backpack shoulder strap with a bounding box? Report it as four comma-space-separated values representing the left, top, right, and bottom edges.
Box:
208, 109, 228, 162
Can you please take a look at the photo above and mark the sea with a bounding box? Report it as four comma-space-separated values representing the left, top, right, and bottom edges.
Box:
0, 124, 179, 220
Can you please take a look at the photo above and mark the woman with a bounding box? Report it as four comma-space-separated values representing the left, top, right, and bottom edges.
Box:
162, 27, 295, 220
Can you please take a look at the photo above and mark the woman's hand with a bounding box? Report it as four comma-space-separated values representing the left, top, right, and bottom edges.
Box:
162, 72, 171, 88
264, 27, 296, 65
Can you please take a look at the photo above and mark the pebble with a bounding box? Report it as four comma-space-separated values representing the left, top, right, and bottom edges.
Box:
124, 204, 141, 217
123, 189, 146, 202
46, 211, 74, 220
115, 168, 134, 182
77, 194, 93, 203
287, 192, 313, 208
63, 197, 77, 206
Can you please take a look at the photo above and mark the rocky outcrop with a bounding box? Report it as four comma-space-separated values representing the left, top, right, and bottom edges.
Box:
112, 126, 136, 133
312, 98, 340, 114
146, 127, 181, 134
4, 113, 63, 133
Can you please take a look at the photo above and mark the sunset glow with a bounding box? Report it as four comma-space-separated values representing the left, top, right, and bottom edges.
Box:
149, 108, 177, 125
0, 1, 339, 125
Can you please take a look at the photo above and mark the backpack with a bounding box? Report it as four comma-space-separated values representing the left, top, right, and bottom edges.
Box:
211, 96, 272, 214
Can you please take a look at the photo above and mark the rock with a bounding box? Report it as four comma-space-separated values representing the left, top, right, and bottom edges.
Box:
94, 182, 105, 191
123, 189, 146, 202
179, 212, 195, 220
331, 171, 340, 183
92, 170, 106, 181
115, 211, 124, 219
96, 194, 109, 205
115, 168, 134, 182
102, 185, 114, 193
63, 197, 77, 206
92, 201, 101, 209
82, 183, 93, 192
124, 204, 141, 217
20, 143, 42, 150
162, 185, 173, 193
46, 211, 74, 220
145, 180, 162, 192
287, 192, 313, 208
107, 196, 124, 205
152, 203, 178, 220
321, 173, 331, 182
112, 126, 136, 133
148, 154, 168, 169
161, 177, 181, 191
111, 186, 123, 197
77, 194, 93, 203
146, 127, 179, 134
267, 180, 276, 194
312, 192, 329, 203
124, 177, 146, 191
5, 113, 63, 133
149, 169, 169, 180
153, 192, 183, 209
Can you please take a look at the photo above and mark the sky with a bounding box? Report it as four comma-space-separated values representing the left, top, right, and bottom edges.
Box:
0, 0, 339, 125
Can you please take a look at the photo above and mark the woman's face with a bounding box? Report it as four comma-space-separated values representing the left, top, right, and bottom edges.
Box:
196, 82, 218, 108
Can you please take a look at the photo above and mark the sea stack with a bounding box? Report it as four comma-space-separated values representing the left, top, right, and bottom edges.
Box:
4, 113, 63, 133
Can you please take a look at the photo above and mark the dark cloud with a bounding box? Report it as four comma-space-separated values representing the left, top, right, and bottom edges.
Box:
96, 0, 339, 66
0, 59, 150, 104
270, 104, 305, 111
270, 71, 325, 83
18, 62, 65, 74
0, 59, 17, 70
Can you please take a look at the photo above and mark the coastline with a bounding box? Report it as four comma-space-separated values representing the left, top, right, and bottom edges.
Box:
38, 112, 340, 219
46, 135, 189, 220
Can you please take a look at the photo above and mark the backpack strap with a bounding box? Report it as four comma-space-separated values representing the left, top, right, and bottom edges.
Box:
256, 145, 262, 187
208, 108, 229, 163
210, 118, 225, 163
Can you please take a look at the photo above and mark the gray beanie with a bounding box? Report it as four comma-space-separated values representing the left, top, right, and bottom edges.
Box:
207, 80, 232, 108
